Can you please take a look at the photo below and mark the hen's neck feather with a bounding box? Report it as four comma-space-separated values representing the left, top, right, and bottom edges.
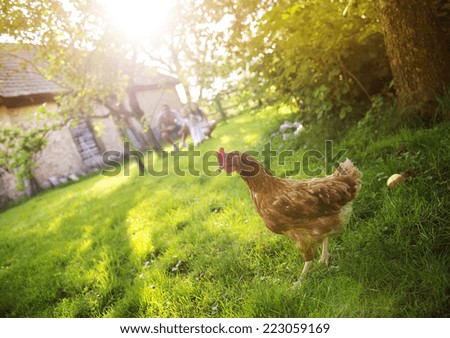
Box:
239, 159, 276, 192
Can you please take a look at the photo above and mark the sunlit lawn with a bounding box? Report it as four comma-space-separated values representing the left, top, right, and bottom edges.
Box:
0, 108, 449, 317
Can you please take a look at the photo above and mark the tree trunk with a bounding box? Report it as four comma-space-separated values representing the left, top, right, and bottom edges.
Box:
128, 47, 163, 152
214, 94, 227, 121
25, 176, 40, 197
128, 90, 163, 152
375, 0, 450, 118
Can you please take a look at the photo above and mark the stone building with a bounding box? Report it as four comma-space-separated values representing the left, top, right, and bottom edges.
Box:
0, 46, 182, 206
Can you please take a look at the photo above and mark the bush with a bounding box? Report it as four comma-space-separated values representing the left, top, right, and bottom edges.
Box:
227, 0, 392, 125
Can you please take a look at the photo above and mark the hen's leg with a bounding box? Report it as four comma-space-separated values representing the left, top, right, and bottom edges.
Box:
301, 260, 313, 275
318, 237, 329, 266
292, 260, 312, 287
292, 238, 315, 286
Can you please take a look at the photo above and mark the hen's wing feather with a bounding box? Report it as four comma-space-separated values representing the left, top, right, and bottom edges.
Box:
270, 175, 357, 220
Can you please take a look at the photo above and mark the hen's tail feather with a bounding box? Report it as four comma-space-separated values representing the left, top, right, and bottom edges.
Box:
335, 159, 358, 178
334, 159, 361, 193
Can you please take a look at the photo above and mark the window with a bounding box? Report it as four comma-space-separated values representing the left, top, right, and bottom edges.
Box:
70, 120, 103, 169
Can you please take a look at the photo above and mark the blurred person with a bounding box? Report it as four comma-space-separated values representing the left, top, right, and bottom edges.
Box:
190, 102, 216, 139
181, 103, 216, 146
157, 104, 184, 152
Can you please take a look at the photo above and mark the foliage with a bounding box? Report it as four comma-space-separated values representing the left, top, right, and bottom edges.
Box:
0, 0, 448, 319
134, 0, 232, 104
199, 0, 392, 123
2, 0, 447, 122
1, 0, 131, 119
0, 0, 134, 193
0, 105, 61, 191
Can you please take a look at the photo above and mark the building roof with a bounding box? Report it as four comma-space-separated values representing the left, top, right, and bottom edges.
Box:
0, 46, 62, 98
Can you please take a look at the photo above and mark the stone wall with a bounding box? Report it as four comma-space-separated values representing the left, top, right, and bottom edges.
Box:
0, 102, 84, 200
33, 126, 84, 182
0, 86, 182, 206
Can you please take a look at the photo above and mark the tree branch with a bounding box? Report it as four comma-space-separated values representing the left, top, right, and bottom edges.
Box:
337, 56, 372, 103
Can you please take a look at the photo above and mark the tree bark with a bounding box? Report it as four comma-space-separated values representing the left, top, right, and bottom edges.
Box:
375, 0, 450, 117
128, 90, 162, 152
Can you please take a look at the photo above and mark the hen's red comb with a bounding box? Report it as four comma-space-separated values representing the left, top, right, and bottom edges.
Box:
218, 147, 225, 165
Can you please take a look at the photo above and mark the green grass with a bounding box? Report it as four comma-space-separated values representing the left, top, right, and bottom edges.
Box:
0, 107, 449, 317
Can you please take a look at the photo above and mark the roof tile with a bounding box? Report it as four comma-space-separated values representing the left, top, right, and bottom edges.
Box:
0, 46, 61, 98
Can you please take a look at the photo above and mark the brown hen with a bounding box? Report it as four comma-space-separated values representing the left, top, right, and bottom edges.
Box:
218, 147, 361, 283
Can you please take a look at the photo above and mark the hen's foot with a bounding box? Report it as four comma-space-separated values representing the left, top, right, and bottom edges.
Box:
318, 256, 329, 266
291, 260, 313, 288
319, 238, 329, 266
291, 279, 303, 288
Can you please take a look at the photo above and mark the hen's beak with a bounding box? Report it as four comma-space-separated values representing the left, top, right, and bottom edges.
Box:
217, 165, 224, 173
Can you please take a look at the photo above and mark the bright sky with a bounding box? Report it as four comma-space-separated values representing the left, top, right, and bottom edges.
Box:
98, 0, 175, 40
97, 0, 193, 102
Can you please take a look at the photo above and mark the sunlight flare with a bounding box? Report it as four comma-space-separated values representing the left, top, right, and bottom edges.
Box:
98, 0, 174, 40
